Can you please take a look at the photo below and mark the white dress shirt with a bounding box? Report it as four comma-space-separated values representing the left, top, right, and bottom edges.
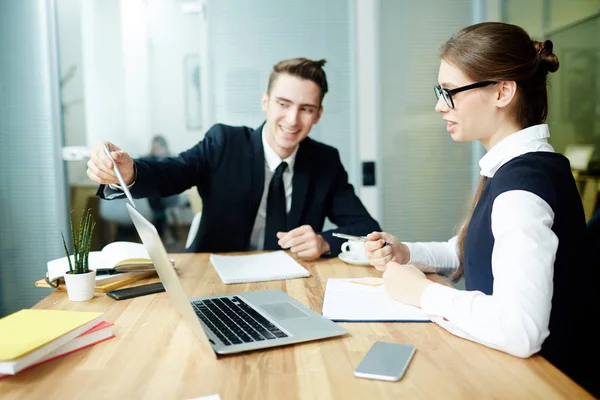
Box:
408, 124, 558, 358
249, 127, 297, 250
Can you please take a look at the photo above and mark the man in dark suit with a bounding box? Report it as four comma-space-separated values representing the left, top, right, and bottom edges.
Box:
87, 57, 380, 260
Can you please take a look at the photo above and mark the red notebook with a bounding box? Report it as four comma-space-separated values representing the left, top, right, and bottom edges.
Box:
0, 321, 114, 378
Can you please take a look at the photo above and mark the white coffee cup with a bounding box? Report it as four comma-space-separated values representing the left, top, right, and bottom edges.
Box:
341, 240, 367, 259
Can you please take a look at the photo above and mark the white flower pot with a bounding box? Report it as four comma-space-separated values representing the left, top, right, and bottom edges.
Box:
64, 270, 96, 301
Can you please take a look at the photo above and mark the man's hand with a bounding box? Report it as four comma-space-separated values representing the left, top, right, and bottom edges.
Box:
276, 225, 330, 261
383, 262, 432, 308
87, 141, 135, 185
364, 232, 410, 271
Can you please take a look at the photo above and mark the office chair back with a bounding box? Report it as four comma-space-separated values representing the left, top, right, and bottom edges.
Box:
99, 198, 154, 225
185, 212, 202, 250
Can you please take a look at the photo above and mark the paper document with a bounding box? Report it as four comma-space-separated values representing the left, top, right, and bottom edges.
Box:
209, 251, 310, 284
322, 278, 430, 322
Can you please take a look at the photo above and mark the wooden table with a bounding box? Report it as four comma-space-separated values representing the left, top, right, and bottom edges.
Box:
0, 254, 592, 399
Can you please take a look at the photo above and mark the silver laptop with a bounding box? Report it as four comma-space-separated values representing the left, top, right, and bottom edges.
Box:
126, 203, 347, 355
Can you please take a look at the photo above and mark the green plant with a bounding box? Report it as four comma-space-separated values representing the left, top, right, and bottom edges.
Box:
61, 209, 96, 274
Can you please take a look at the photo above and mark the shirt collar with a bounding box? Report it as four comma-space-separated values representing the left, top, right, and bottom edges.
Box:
261, 125, 298, 173
479, 124, 554, 178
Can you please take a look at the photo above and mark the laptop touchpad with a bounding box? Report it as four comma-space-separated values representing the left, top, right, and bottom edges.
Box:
260, 302, 309, 320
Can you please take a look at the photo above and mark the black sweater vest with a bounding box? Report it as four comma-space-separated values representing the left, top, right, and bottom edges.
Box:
463, 152, 597, 395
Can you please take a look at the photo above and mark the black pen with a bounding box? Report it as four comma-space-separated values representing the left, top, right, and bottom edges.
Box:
332, 233, 391, 246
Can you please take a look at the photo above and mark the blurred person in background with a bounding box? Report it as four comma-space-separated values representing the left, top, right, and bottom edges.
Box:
144, 135, 179, 242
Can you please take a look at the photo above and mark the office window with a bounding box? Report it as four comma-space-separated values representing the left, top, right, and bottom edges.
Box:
546, 12, 599, 160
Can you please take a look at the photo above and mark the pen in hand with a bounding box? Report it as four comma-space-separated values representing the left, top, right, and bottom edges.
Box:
103, 143, 136, 208
332, 233, 391, 247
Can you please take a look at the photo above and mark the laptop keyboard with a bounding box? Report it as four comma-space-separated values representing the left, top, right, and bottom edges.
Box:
192, 296, 288, 346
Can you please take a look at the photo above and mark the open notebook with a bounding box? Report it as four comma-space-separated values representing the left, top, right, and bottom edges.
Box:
209, 251, 310, 284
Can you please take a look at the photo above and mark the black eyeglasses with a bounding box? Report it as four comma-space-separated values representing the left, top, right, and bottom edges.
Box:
434, 81, 497, 109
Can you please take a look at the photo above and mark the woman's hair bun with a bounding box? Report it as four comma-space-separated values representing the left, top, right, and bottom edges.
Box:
533, 40, 559, 73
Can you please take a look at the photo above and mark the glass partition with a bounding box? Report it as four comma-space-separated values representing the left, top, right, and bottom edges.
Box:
546, 14, 600, 163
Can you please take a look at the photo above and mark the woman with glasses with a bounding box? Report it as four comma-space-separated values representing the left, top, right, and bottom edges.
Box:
365, 22, 596, 395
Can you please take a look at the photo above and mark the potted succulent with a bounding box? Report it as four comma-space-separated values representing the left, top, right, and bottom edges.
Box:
61, 209, 96, 301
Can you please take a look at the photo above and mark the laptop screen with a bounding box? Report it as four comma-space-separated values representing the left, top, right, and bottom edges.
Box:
126, 203, 216, 358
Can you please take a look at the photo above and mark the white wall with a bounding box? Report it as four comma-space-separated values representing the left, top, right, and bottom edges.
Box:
355, 0, 381, 220
147, 1, 202, 154
60, 0, 201, 159
120, 0, 151, 154
80, 0, 127, 149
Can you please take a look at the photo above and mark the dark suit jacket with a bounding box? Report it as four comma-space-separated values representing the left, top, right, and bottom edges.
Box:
99, 123, 381, 256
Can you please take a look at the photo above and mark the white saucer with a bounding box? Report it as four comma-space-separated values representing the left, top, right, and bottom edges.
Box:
338, 252, 371, 266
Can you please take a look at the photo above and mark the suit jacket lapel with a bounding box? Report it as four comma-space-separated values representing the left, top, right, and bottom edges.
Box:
287, 140, 310, 231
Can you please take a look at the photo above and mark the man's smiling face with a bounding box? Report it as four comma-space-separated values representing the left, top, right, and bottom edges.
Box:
261, 73, 323, 159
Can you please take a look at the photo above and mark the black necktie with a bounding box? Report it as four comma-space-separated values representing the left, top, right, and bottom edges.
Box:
264, 161, 288, 250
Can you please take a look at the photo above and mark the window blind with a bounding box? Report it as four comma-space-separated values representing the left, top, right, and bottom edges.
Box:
0, 0, 69, 317
379, 0, 475, 241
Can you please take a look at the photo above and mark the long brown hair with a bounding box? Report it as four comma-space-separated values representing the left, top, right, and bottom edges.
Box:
454, 176, 487, 281
444, 22, 560, 280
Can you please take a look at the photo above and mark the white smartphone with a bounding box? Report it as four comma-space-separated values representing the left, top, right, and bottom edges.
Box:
353, 342, 416, 381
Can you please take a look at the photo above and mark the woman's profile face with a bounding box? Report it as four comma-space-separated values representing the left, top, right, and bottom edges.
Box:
434, 59, 497, 144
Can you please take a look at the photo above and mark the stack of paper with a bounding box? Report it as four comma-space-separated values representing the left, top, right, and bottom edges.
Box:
209, 251, 310, 284
322, 278, 430, 322
0, 309, 114, 376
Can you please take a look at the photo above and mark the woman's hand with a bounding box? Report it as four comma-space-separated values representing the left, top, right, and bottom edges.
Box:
383, 262, 432, 307
364, 232, 410, 271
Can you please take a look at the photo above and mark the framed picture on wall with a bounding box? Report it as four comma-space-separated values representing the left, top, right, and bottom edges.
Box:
184, 54, 202, 130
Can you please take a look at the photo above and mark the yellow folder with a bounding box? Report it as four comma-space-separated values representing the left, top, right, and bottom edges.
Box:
0, 309, 103, 361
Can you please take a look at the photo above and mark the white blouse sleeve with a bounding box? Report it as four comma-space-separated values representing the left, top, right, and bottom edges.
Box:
419, 190, 556, 358
405, 236, 459, 275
